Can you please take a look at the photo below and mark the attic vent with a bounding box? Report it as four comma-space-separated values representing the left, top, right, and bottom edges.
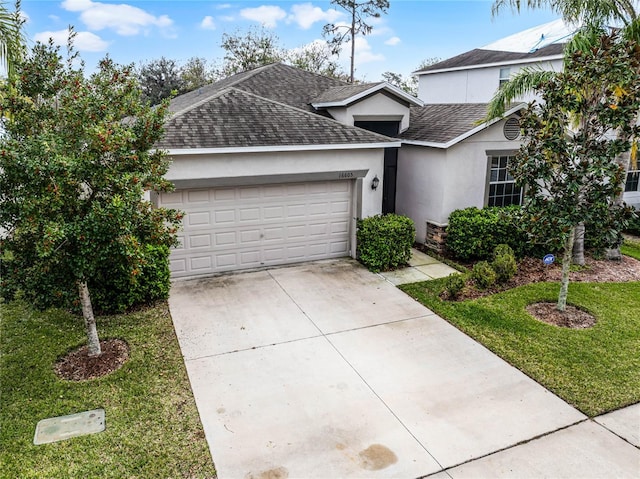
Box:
503, 117, 520, 140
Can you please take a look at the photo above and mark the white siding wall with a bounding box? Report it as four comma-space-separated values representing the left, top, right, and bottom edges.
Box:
417, 59, 564, 104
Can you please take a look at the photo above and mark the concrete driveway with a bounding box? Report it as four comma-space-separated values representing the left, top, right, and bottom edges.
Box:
169, 259, 640, 479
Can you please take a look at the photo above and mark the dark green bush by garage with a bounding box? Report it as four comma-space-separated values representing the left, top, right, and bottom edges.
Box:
357, 214, 415, 272
446, 206, 533, 261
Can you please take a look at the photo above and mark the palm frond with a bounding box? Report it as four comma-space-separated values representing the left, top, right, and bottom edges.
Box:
485, 68, 557, 121
0, 1, 25, 78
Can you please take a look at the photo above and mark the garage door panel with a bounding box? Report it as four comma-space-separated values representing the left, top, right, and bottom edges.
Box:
160, 180, 352, 278
189, 234, 211, 248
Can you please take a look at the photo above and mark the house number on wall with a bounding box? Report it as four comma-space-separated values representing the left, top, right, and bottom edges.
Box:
338, 172, 354, 179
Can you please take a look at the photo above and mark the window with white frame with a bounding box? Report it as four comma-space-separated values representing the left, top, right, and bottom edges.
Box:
626, 169, 640, 192
488, 155, 523, 207
499, 67, 511, 87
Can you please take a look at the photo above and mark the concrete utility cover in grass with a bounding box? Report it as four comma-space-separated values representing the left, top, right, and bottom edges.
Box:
34, 409, 105, 445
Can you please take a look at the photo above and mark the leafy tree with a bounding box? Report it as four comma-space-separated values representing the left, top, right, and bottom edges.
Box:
323, 0, 390, 83
382, 58, 441, 96
137, 56, 184, 105
286, 40, 346, 79
0, 0, 25, 77
512, 32, 640, 311
0, 41, 181, 356
218, 27, 284, 77
488, 0, 640, 263
180, 56, 216, 91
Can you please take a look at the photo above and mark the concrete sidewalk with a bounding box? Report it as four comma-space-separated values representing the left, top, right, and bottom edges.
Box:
169, 259, 640, 479
378, 249, 460, 285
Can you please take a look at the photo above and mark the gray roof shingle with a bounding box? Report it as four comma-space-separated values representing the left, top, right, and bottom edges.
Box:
311, 83, 383, 104
158, 87, 396, 150
415, 44, 565, 74
401, 104, 495, 144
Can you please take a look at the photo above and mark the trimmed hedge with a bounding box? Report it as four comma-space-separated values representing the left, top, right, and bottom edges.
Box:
446, 206, 533, 261
357, 214, 415, 272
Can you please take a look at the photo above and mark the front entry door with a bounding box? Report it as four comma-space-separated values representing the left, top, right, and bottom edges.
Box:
353, 120, 400, 214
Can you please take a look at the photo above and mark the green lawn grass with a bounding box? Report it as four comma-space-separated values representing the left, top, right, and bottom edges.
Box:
0, 300, 216, 479
621, 238, 640, 260
400, 280, 640, 417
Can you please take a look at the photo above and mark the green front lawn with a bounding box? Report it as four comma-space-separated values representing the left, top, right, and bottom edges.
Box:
0, 300, 216, 478
400, 280, 640, 417
621, 238, 640, 260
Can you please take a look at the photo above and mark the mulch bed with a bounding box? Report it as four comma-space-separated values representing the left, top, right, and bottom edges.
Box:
432, 251, 640, 329
55, 339, 130, 381
526, 302, 597, 329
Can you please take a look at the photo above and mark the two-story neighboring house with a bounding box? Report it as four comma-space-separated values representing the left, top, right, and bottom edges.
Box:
397, 19, 640, 249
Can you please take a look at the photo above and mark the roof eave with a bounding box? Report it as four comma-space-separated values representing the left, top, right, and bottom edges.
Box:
402, 103, 527, 148
312, 82, 423, 109
162, 142, 401, 156
413, 54, 564, 76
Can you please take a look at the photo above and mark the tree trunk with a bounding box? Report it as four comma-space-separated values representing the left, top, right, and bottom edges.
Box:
606, 151, 630, 261
78, 280, 101, 357
557, 226, 576, 312
572, 222, 585, 266
349, 5, 356, 83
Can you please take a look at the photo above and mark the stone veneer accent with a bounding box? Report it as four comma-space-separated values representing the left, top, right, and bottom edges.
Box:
425, 221, 447, 253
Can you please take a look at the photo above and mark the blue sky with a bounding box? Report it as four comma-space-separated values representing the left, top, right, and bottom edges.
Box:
22, 1, 559, 80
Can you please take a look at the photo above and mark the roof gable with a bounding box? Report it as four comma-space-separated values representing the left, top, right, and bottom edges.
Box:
401, 103, 525, 147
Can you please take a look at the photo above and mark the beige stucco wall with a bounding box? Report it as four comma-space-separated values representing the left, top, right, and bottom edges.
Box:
327, 93, 411, 131
396, 116, 522, 242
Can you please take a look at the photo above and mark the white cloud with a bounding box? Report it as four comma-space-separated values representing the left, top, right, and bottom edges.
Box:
48, 14, 61, 21
216, 3, 232, 9
19, 10, 29, 23
288, 3, 342, 30
240, 6, 286, 28
340, 37, 384, 65
34, 29, 109, 52
200, 15, 215, 30
385, 36, 401, 46
61, 0, 174, 36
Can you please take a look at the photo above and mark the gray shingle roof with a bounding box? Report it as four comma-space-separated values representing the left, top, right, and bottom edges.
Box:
157, 87, 395, 150
400, 104, 493, 144
168, 63, 348, 117
415, 43, 565, 74
312, 83, 383, 104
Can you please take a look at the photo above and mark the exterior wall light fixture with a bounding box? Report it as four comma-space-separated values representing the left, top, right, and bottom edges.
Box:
371, 175, 380, 190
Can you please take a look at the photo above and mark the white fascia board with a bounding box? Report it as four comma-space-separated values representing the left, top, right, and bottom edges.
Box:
414, 54, 563, 76
163, 142, 401, 156
312, 83, 423, 109
402, 103, 526, 149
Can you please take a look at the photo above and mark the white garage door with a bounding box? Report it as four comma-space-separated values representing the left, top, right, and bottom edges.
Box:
159, 180, 353, 278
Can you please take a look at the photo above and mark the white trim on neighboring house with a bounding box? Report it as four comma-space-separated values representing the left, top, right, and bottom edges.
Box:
163, 142, 401, 156
402, 104, 526, 149
414, 54, 564, 76
312, 82, 424, 109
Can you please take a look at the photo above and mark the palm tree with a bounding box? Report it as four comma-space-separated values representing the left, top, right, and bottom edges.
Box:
487, 0, 640, 263
0, 1, 25, 78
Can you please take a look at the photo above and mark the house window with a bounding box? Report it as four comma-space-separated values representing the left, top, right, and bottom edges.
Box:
499, 67, 511, 87
488, 155, 523, 207
625, 170, 640, 192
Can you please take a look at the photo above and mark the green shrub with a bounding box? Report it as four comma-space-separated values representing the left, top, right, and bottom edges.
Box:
492, 244, 517, 283
89, 244, 171, 314
446, 206, 531, 261
444, 273, 466, 299
471, 261, 497, 290
357, 214, 415, 272
1, 243, 171, 314
625, 210, 640, 236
